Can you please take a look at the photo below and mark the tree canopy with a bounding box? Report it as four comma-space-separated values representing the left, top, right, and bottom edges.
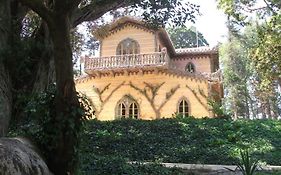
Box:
218, 0, 281, 88
167, 26, 209, 48
218, 0, 281, 119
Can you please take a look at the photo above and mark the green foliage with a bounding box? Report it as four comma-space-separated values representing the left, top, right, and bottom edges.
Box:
207, 98, 229, 118
79, 118, 281, 174
167, 26, 209, 48
0, 38, 44, 90
79, 155, 184, 175
256, 171, 281, 175
218, 0, 281, 90
237, 149, 258, 175
220, 31, 254, 118
9, 84, 95, 167
131, 0, 200, 27
251, 14, 281, 90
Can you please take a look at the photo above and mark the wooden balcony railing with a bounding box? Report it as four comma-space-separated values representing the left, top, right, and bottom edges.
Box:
84, 51, 169, 71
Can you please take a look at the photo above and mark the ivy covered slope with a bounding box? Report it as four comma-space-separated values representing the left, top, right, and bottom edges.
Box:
80, 118, 281, 170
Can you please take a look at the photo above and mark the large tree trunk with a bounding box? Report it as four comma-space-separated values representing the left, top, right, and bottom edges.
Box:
0, 66, 12, 136
48, 13, 81, 175
0, 0, 12, 136
32, 23, 55, 93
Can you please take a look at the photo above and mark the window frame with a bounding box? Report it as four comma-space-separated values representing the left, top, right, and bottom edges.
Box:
115, 95, 140, 119
116, 38, 140, 55
177, 97, 190, 117
185, 62, 196, 73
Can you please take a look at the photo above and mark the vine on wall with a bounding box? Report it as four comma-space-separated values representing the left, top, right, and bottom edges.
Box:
129, 81, 180, 119
186, 85, 209, 111
93, 81, 125, 117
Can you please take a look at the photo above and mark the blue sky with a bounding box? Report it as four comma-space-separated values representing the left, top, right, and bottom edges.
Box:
185, 0, 228, 46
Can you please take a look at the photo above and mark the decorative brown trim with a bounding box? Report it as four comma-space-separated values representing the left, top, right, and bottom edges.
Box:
186, 85, 208, 111
93, 17, 156, 40
93, 17, 218, 58
75, 75, 92, 83
129, 81, 179, 119
93, 81, 125, 117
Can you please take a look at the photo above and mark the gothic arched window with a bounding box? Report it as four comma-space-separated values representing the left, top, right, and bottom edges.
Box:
116, 38, 140, 55
129, 102, 138, 119
116, 95, 139, 119
117, 103, 126, 118
178, 98, 189, 117
185, 62, 195, 73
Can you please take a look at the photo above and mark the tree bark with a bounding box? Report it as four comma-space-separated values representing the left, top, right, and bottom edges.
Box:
0, 65, 12, 136
0, 0, 12, 136
32, 23, 55, 93
48, 13, 80, 175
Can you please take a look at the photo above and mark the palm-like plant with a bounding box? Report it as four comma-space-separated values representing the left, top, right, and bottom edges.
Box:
237, 149, 259, 175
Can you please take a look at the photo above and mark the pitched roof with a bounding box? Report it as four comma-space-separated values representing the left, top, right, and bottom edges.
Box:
175, 47, 218, 55
94, 16, 218, 56
93, 16, 157, 40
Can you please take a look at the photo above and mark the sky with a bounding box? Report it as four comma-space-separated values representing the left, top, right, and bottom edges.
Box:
184, 0, 228, 46
78, 0, 229, 56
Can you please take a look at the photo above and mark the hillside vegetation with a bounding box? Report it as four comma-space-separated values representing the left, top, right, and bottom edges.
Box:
79, 117, 281, 174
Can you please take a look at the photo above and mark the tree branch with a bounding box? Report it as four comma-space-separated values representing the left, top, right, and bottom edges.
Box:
20, 0, 52, 24
71, 0, 130, 27
54, 0, 82, 14
159, 85, 180, 111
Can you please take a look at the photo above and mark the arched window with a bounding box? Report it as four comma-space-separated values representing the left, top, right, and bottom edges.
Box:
129, 102, 138, 119
116, 38, 140, 55
116, 95, 139, 119
178, 98, 189, 117
117, 103, 126, 119
185, 62, 195, 73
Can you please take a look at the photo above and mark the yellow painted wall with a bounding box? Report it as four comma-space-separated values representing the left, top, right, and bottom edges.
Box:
76, 73, 211, 120
172, 57, 212, 73
101, 25, 156, 56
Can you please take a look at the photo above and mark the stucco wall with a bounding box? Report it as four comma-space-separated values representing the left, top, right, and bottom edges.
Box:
76, 73, 211, 120
171, 57, 212, 73
101, 25, 156, 57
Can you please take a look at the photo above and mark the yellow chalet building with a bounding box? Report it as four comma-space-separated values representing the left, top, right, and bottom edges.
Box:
76, 17, 223, 120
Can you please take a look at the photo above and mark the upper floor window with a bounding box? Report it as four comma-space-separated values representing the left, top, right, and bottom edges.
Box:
116, 95, 139, 119
178, 98, 189, 117
116, 38, 140, 55
185, 62, 195, 73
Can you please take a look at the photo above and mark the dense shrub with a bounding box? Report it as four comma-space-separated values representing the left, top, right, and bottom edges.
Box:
79, 117, 281, 173
79, 155, 184, 175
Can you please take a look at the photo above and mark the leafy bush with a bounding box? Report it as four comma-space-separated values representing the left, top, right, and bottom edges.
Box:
79, 155, 184, 175
79, 117, 281, 173
8, 84, 95, 167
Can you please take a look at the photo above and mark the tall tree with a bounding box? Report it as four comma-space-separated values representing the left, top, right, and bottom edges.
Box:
217, 0, 281, 88
220, 22, 254, 119
6, 0, 199, 174
218, 0, 281, 119
167, 26, 209, 48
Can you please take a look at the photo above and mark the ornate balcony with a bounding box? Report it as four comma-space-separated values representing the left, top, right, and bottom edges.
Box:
84, 50, 170, 75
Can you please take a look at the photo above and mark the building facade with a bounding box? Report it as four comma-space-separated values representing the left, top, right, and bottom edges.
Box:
76, 17, 223, 120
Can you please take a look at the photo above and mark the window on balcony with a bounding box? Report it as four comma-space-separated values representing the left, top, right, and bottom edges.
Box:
116, 95, 139, 119
116, 38, 140, 55
185, 62, 195, 73
178, 98, 189, 117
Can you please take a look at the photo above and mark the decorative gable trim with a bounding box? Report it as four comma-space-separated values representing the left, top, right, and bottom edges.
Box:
93, 17, 156, 40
